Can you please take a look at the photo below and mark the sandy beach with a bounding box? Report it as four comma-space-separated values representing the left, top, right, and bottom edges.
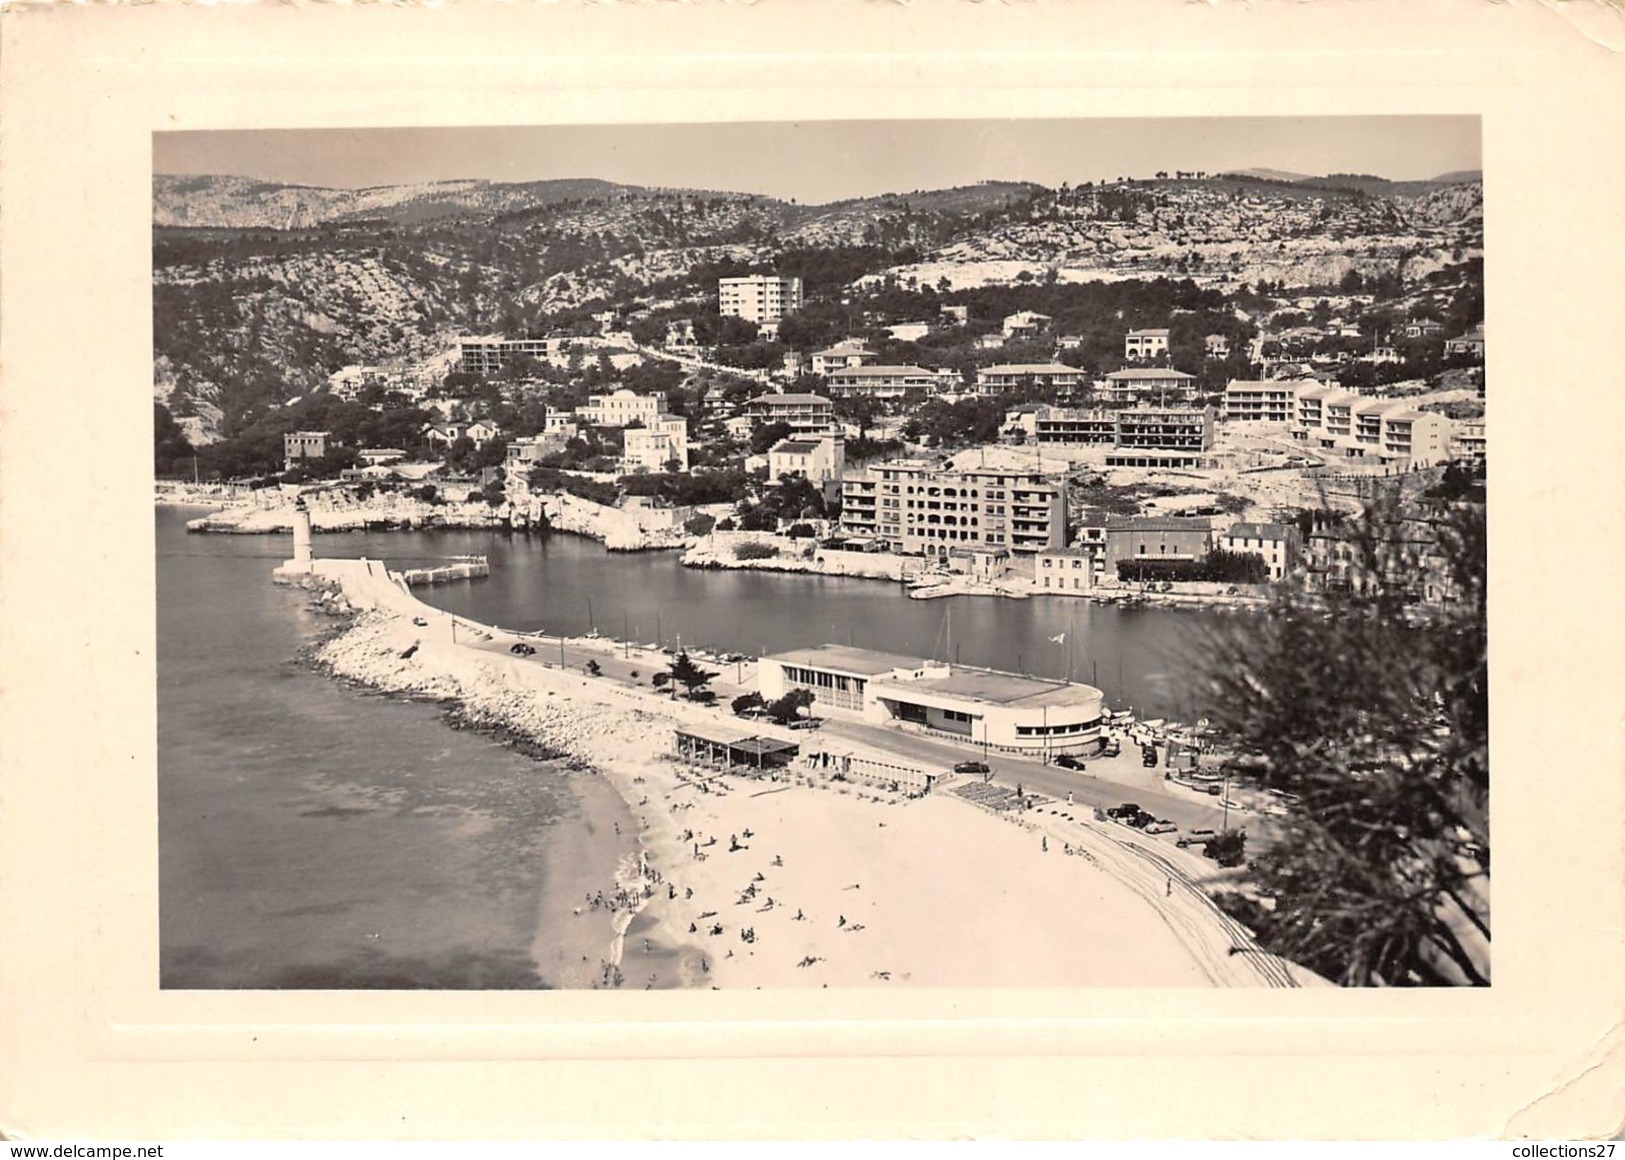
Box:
302, 556, 1300, 989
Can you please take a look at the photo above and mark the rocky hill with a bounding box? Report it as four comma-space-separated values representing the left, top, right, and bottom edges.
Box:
153, 171, 1481, 442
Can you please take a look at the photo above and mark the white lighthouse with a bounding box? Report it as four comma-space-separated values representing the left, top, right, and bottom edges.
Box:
291, 495, 313, 571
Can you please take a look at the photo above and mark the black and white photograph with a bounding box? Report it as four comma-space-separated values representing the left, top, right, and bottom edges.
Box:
152, 115, 1489, 992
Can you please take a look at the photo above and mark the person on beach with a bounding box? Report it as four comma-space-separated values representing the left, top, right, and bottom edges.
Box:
838, 915, 846, 928
1042, 836, 1048, 853
1166, 877, 1173, 897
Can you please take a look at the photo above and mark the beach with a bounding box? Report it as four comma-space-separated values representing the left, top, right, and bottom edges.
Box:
302, 554, 1298, 989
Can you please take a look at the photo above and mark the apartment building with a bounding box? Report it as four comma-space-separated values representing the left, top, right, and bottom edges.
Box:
1451, 420, 1487, 466
975, 363, 1087, 393
1205, 334, 1231, 359
578, 389, 667, 428
719, 274, 804, 324
1294, 384, 1456, 467
826, 365, 941, 399
840, 460, 1067, 557
1102, 517, 1215, 579
1223, 379, 1302, 423
747, 392, 836, 434
622, 416, 689, 474
1036, 543, 1106, 593
1098, 367, 1197, 402
1221, 522, 1300, 581
1445, 324, 1486, 360
1124, 328, 1170, 361
456, 337, 558, 376
283, 431, 330, 470
767, 434, 845, 485
1029, 406, 1117, 445
811, 340, 876, 377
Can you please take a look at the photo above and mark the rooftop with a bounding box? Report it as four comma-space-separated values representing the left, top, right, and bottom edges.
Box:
1104, 368, 1195, 380
981, 363, 1080, 375
1226, 522, 1296, 541
873, 667, 1104, 711
1105, 516, 1214, 533
751, 393, 832, 406
830, 365, 938, 377
1128, 328, 1171, 337
771, 440, 823, 455
767, 644, 932, 676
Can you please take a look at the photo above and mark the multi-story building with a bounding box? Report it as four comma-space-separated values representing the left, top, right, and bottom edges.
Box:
1224, 379, 1302, 423
1220, 521, 1300, 581
1205, 334, 1231, 360
1035, 544, 1106, 593
283, 430, 330, 470
665, 319, 699, 354
826, 365, 942, 399
1021, 404, 1214, 452
941, 305, 969, 326
1294, 384, 1455, 467
767, 434, 845, 485
839, 459, 1067, 557
1098, 367, 1197, 402
622, 416, 689, 474
1002, 311, 1053, 339
1030, 406, 1118, 445
1115, 405, 1215, 452
1102, 517, 1214, 579
975, 363, 1087, 394
456, 337, 556, 376
506, 432, 570, 466
718, 274, 804, 324
811, 340, 876, 377
746, 393, 836, 434
1451, 419, 1487, 466
1445, 324, 1486, 360
578, 389, 667, 429
1124, 328, 1170, 361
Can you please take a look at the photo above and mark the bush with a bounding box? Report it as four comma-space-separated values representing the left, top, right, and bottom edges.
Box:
715, 517, 737, 532
1203, 828, 1248, 868
734, 542, 780, 561
732, 692, 765, 716
786, 522, 817, 539
684, 512, 717, 536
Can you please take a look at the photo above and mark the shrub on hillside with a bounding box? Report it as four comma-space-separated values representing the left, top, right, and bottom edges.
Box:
734, 542, 780, 561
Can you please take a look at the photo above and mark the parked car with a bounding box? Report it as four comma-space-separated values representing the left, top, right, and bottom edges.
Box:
1054, 754, 1085, 771
509, 642, 536, 656
1143, 819, 1178, 835
1100, 739, 1122, 758
1106, 803, 1142, 819
1176, 828, 1219, 848
953, 760, 991, 775
412, 616, 429, 627
788, 718, 821, 731
1141, 746, 1160, 768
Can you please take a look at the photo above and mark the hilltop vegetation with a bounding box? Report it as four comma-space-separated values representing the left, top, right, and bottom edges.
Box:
153, 171, 1483, 442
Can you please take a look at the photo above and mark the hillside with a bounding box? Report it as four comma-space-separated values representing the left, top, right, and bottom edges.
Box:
152, 171, 1482, 442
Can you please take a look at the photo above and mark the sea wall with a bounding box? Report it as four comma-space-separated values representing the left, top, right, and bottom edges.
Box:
682, 533, 914, 582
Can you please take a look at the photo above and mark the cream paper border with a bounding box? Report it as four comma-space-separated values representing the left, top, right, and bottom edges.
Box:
2, 0, 1623, 1140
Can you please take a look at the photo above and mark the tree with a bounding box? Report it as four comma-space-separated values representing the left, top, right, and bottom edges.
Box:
1197, 489, 1488, 986
765, 688, 815, 725
732, 692, 766, 717
664, 651, 717, 700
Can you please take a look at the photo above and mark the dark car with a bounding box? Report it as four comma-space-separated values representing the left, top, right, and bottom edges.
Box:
509, 642, 536, 656
954, 760, 991, 775
1106, 803, 1142, 819
412, 616, 429, 627
1141, 746, 1160, 768
1054, 754, 1085, 771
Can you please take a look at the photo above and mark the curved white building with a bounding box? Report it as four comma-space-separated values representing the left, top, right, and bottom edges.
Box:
759, 645, 1106, 757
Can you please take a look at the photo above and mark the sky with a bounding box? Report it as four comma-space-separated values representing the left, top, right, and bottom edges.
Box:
153, 117, 1481, 204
